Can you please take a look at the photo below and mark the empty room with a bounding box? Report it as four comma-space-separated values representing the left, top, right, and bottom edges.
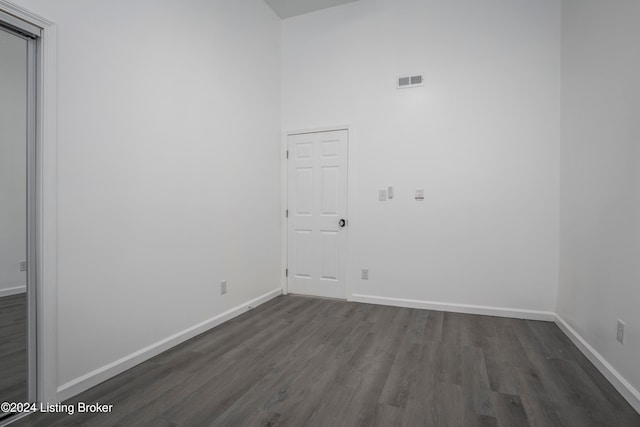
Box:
0, 0, 638, 426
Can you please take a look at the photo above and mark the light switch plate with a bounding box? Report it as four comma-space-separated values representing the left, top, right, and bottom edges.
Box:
379, 190, 387, 201
415, 189, 425, 201
388, 186, 394, 199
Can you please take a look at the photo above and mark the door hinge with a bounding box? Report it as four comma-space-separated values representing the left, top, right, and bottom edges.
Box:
286, 150, 289, 159
285, 268, 288, 277
286, 209, 289, 218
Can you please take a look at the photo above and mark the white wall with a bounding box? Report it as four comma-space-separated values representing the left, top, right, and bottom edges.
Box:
0, 28, 27, 296
282, 0, 561, 313
5, 0, 638, 410
559, 0, 640, 396
11, 0, 281, 389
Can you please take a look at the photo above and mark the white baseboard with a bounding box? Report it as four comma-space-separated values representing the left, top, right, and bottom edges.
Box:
350, 294, 639, 413
53, 290, 639, 415
57, 288, 283, 402
0, 286, 26, 298
350, 294, 556, 321
555, 315, 640, 414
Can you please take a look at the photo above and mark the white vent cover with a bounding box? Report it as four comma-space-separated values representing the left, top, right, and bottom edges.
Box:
397, 74, 423, 89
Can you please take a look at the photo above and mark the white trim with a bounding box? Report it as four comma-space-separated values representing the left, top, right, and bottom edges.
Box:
36, 17, 58, 405
350, 294, 640, 412
282, 124, 353, 300
56, 288, 283, 402
280, 133, 288, 294
286, 124, 351, 136
345, 125, 357, 302
0, 0, 47, 24
351, 294, 557, 321
0, 286, 27, 297
0, 0, 58, 406
0, 8, 40, 36
555, 315, 640, 414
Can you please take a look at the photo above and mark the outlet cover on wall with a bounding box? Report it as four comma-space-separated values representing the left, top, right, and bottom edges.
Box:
617, 320, 625, 344
19, 261, 27, 272
361, 269, 369, 280
379, 190, 387, 201
220, 280, 227, 295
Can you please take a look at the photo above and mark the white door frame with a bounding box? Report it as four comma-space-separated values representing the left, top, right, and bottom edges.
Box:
0, 0, 58, 407
281, 125, 355, 300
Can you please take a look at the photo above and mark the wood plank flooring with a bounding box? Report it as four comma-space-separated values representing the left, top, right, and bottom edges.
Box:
8, 295, 640, 426
0, 294, 27, 408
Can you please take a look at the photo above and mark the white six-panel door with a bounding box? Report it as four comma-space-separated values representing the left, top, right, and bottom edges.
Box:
287, 130, 348, 299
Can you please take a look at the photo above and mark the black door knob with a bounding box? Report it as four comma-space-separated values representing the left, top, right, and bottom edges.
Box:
339, 219, 347, 228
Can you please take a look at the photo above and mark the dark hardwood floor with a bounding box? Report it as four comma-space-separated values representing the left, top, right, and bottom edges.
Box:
8, 295, 640, 426
0, 294, 27, 409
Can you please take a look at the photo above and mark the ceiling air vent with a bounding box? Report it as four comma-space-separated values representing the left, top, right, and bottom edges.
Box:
397, 74, 423, 89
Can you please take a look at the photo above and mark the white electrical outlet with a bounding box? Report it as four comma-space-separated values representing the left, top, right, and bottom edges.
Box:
379, 190, 387, 201
388, 186, 394, 199
221, 280, 227, 295
19, 261, 27, 272
617, 320, 625, 344
361, 269, 369, 280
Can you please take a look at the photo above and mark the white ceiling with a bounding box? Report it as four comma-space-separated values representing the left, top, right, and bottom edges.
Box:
264, 0, 359, 19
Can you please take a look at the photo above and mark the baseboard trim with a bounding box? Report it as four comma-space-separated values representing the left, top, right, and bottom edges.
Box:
0, 286, 26, 298
350, 294, 556, 321
53, 290, 639, 415
57, 288, 283, 402
555, 315, 640, 414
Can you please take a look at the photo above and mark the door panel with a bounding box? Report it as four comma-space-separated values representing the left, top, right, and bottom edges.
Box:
287, 130, 348, 299
320, 231, 339, 281
294, 230, 312, 278
295, 168, 313, 215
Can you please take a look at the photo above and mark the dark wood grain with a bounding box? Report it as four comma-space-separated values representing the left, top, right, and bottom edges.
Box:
9, 295, 640, 427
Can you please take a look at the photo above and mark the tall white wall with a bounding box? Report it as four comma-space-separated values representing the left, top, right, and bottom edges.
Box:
282, 0, 561, 312
559, 0, 640, 396
0, 29, 27, 296
11, 0, 281, 388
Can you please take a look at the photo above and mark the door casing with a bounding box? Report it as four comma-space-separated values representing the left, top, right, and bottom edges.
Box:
281, 125, 354, 301
0, 1, 58, 412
